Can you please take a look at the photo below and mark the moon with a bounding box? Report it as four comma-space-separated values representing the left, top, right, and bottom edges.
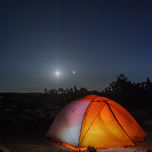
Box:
55, 71, 60, 76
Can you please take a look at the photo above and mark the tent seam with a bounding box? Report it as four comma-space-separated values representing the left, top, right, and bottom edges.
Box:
106, 102, 136, 146
78, 96, 99, 147
78, 101, 106, 146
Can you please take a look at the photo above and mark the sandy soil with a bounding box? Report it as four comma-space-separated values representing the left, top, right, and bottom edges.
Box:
0, 135, 151, 152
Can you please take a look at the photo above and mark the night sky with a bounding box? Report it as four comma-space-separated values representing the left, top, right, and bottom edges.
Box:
1, 0, 152, 92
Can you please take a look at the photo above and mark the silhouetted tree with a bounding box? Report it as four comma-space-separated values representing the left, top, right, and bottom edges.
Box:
103, 74, 152, 111
74, 85, 78, 92
44, 88, 48, 94
58, 88, 65, 94
79, 87, 88, 96
48, 88, 57, 95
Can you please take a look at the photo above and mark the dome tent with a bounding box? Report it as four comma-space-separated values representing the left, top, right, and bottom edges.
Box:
46, 95, 147, 151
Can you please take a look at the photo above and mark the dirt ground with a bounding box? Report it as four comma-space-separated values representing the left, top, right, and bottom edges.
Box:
1, 134, 152, 152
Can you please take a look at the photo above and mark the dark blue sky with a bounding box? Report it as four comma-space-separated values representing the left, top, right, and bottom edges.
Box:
1, 0, 152, 91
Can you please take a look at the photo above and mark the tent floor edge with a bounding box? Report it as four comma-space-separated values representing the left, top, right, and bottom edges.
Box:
46, 137, 87, 151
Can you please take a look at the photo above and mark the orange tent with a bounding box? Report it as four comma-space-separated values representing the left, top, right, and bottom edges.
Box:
46, 95, 147, 151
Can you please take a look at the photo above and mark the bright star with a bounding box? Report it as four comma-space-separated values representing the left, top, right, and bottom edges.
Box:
72, 70, 76, 74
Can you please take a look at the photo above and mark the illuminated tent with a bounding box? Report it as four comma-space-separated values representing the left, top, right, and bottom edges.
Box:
46, 95, 147, 151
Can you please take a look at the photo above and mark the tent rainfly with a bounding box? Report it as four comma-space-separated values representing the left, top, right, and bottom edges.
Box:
46, 95, 147, 151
